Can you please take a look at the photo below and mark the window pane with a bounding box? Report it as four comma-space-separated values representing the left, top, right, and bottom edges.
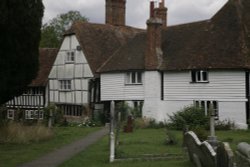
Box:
197, 71, 201, 81
202, 71, 208, 81
137, 72, 142, 83
191, 71, 196, 82
132, 72, 136, 83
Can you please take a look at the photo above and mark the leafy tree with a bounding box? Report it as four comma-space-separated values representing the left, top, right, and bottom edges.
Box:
40, 10, 88, 48
0, 0, 44, 105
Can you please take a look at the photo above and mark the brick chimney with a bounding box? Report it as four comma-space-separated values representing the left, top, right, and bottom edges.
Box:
105, 0, 126, 26
145, 1, 163, 70
154, 0, 167, 27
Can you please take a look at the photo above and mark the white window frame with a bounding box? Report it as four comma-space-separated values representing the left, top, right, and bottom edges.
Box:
25, 110, 44, 120
7, 110, 14, 120
191, 70, 208, 83
194, 100, 219, 119
126, 72, 142, 85
65, 50, 75, 63
59, 80, 72, 91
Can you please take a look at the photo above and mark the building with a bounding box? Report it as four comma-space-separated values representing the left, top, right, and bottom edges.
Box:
47, 0, 142, 121
6, 48, 57, 120
98, 0, 250, 129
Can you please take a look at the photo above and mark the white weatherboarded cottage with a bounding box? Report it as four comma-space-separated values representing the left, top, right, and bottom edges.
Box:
98, 0, 250, 129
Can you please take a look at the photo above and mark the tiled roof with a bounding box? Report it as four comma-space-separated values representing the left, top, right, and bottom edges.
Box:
98, 0, 250, 72
64, 22, 143, 75
30, 48, 58, 86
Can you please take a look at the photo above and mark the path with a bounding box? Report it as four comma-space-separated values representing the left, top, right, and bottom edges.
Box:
18, 127, 109, 167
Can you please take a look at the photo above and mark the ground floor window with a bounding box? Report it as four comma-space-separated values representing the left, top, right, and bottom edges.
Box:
194, 100, 218, 119
7, 110, 14, 120
133, 101, 143, 118
58, 105, 83, 116
25, 110, 44, 119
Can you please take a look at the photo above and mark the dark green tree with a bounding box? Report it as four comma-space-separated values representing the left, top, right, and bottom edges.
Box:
0, 0, 44, 104
40, 10, 88, 48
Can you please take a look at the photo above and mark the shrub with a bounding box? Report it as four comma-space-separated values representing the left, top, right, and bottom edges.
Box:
192, 126, 209, 141
215, 119, 235, 130
43, 103, 63, 126
167, 105, 209, 130
164, 129, 178, 145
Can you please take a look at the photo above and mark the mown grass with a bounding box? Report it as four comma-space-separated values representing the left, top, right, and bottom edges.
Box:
0, 126, 101, 167
61, 129, 193, 167
61, 128, 250, 167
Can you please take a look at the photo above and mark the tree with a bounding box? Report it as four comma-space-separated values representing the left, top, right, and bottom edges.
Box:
40, 10, 88, 48
0, 0, 44, 104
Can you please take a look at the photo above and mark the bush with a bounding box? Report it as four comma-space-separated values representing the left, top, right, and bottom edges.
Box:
164, 129, 178, 145
167, 105, 209, 130
215, 119, 235, 130
43, 103, 63, 126
192, 126, 209, 141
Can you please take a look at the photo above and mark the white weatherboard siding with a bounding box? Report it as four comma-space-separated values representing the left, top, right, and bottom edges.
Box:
163, 70, 247, 129
48, 35, 93, 105
164, 71, 246, 101
142, 71, 162, 120
100, 73, 144, 101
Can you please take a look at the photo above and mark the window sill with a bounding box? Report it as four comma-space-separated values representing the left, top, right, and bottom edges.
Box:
190, 81, 209, 84
65, 61, 75, 64
59, 90, 72, 92
125, 83, 143, 86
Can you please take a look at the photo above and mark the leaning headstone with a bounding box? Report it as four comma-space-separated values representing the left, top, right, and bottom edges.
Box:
184, 131, 216, 167
216, 142, 235, 167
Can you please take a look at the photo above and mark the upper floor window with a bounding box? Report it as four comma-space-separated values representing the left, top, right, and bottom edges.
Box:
59, 80, 72, 91
126, 72, 142, 84
191, 70, 208, 83
65, 51, 75, 63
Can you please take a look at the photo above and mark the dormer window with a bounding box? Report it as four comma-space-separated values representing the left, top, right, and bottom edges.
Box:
66, 51, 75, 63
126, 72, 142, 84
191, 70, 208, 83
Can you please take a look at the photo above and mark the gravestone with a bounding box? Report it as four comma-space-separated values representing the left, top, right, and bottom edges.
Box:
216, 142, 235, 167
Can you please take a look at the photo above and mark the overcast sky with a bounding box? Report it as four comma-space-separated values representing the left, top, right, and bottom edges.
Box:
43, 0, 228, 28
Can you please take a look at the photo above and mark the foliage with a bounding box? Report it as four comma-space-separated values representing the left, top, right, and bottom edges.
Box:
167, 105, 209, 130
215, 119, 235, 130
165, 129, 178, 145
0, 0, 44, 104
43, 103, 64, 126
0, 122, 53, 144
192, 126, 209, 141
40, 10, 88, 48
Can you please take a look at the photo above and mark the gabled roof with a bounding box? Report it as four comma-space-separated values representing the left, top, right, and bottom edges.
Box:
30, 48, 58, 87
64, 22, 143, 75
98, 0, 250, 73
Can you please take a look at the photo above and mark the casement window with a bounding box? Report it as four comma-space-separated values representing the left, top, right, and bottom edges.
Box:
126, 72, 142, 84
191, 70, 208, 83
133, 101, 143, 117
58, 105, 83, 116
7, 110, 14, 120
194, 100, 218, 119
59, 80, 72, 91
25, 110, 43, 120
65, 51, 75, 63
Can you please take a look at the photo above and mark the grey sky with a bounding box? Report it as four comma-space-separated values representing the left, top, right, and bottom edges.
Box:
43, 0, 228, 28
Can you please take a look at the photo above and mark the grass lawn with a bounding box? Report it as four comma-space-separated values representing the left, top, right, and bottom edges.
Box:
0, 126, 101, 167
61, 128, 194, 167
61, 128, 250, 167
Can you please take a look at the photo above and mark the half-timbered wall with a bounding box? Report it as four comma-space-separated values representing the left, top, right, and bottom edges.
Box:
6, 87, 45, 109
49, 35, 93, 106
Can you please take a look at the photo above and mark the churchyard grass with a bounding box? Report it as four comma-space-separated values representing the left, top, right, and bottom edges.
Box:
61, 129, 194, 167
61, 128, 250, 167
0, 126, 101, 167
